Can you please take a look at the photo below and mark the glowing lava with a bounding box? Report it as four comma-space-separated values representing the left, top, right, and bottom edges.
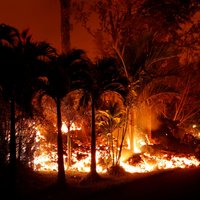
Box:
33, 128, 200, 173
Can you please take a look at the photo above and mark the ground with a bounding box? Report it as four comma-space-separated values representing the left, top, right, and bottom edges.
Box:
1, 167, 200, 200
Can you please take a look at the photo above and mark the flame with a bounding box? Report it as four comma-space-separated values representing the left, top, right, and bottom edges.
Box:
70, 150, 107, 173
62, 122, 81, 133
33, 127, 200, 173
121, 153, 199, 173
33, 130, 62, 171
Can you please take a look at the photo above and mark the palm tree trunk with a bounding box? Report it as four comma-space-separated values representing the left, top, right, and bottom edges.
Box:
60, 0, 71, 54
56, 98, 66, 185
91, 95, 97, 175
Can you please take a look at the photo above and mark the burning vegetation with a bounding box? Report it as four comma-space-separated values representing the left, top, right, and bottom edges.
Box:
0, 88, 200, 177
0, 2, 200, 190
32, 117, 200, 174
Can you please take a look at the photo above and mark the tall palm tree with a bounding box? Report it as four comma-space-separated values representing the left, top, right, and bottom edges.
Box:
0, 24, 56, 181
0, 24, 20, 177
79, 57, 128, 179
60, 0, 71, 53
118, 32, 179, 150
36, 49, 87, 185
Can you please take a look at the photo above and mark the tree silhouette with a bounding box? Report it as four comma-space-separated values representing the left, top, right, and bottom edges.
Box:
0, 24, 55, 187
78, 57, 128, 180
35, 49, 88, 185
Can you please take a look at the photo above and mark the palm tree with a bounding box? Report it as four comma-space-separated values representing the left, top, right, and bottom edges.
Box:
136, 76, 180, 142
96, 96, 126, 168
35, 49, 88, 185
79, 57, 128, 179
0, 24, 20, 178
0, 24, 56, 183
118, 32, 179, 151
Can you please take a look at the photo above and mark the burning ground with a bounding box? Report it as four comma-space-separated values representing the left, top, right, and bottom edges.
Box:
1, 117, 199, 200
32, 121, 200, 174
1, 112, 200, 200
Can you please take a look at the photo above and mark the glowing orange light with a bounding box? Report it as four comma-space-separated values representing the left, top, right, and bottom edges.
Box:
33, 126, 200, 173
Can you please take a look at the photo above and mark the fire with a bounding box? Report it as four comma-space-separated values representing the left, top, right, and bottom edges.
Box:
121, 153, 199, 173
62, 122, 81, 133
70, 150, 107, 173
33, 126, 200, 174
33, 130, 62, 171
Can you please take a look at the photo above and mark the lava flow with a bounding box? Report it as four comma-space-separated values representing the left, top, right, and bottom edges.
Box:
33, 125, 200, 174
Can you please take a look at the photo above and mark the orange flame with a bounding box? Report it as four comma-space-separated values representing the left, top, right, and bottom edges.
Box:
33, 128, 200, 173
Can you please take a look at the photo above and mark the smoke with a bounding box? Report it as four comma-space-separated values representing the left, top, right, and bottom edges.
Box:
136, 106, 161, 132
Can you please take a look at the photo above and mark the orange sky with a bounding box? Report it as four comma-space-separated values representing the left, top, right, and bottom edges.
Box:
0, 0, 95, 57
1, 0, 199, 60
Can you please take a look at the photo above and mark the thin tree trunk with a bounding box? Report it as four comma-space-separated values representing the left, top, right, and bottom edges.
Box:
9, 94, 16, 192
17, 118, 23, 162
56, 98, 66, 185
130, 108, 134, 151
0, 119, 7, 169
91, 95, 97, 175
173, 81, 189, 121
133, 108, 137, 152
60, 0, 71, 54
116, 107, 129, 165
18, 134, 22, 162
115, 129, 120, 166
111, 132, 115, 166
67, 124, 71, 168
149, 107, 152, 144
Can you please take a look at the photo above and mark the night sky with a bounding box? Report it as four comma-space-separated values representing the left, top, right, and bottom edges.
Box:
0, 0, 95, 57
